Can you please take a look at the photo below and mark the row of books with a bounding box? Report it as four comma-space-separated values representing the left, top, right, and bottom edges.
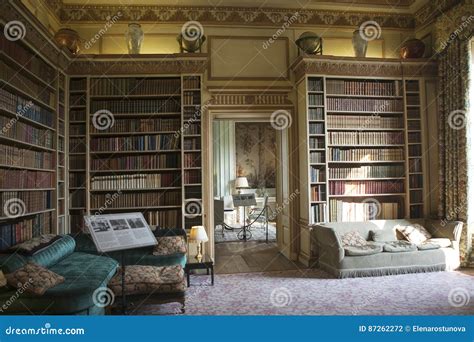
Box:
0, 212, 52, 250
326, 80, 399, 96
0, 115, 54, 149
69, 155, 86, 170
410, 190, 423, 203
409, 175, 423, 188
184, 106, 201, 121
309, 137, 325, 149
408, 145, 422, 157
184, 170, 201, 184
90, 118, 181, 134
308, 79, 323, 92
410, 205, 423, 218
69, 138, 86, 153
327, 115, 403, 129
405, 81, 420, 92
70, 124, 86, 135
310, 167, 325, 182
90, 99, 181, 114
90, 191, 181, 208
0, 144, 53, 169
183, 92, 201, 106
90, 77, 181, 96
0, 88, 55, 126
408, 132, 421, 142
328, 165, 405, 179
91, 153, 180, 170
310, 151, 325, 163
70, 94, 86, 107
327, 98, 403, 112
409, 159, 422, 173
70, 190, 85, 207
310, 203, 326, 223
70, 78, 87, 91
144, 209, 182, 228
308, 108, 324, 120
1, 35, 55, 84
90, 134, 180, 152
182, 122, 201, 135
69, 109, 86, 121
406, 94, 420, 106
309, 123, 324, 134
184, 154, 201, 168
329, 148, 404, 161
308, 94, 323, 107
183, 138, 201, 150
0, 169, 53, 189
311, 185, 326, 201
329, 180, 404, 195
407, 109, 421, 119
329, 199, 400, 222
328, 132, 404, 145
407, 120, 421, 130
90, 173, 181, 190
0, 60, 55, 107
1, 191, 52, 217
183, 77, 201, 89
69, 173, 86, 187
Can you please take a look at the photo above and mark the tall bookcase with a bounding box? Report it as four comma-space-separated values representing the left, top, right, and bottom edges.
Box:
300, 75, 427, 224
0, 33, 57, 248
56, 71, 67, 234
64, 74, 203, 231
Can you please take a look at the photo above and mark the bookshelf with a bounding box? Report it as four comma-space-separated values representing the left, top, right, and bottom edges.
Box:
57, 71, 67, 234
0, 33, 57, 249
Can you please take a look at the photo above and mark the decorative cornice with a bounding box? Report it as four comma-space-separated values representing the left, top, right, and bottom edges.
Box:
207, 87, 293, 107
291, 55, 438, 81
414, 0, 462, 28
434, 2, 474, 52
43, 2, 416, 29
66, 54, 208, 75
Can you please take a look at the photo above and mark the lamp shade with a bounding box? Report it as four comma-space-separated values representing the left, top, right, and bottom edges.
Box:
235, 177, 249, 189
189, 225, 208, 242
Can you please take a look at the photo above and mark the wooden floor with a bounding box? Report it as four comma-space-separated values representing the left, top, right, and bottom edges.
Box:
215, 241, 306, 274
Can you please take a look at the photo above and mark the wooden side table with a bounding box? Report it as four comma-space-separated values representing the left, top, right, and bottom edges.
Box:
185, 255, 214, 286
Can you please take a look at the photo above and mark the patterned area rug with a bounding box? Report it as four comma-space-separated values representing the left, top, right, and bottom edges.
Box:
214, 222, 276, 243
128, 269, 474, 315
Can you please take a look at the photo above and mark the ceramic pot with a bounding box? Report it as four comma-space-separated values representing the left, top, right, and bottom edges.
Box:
54, 28, 81, 55
125, 23, 144, 54
400, 39, 425, 59
352, 29, 368, 58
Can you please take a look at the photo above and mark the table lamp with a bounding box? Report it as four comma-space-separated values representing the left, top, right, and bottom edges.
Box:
189, 225, 208, 262
235, 176, 249, 194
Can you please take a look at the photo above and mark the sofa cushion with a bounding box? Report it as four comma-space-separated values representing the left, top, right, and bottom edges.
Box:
340, 231, 367, 247
417, 242, 441, 250
6, 262, 65, 295
396, 224, 432, 244
0, 235, 76, 273
108, 265, 185, 296
383, 240, 417, 253
425, 238, 451, 248
8, 234, 62, 256
344, 244, 383, 256
153, 236, 187, 256
369, 229, 397, 242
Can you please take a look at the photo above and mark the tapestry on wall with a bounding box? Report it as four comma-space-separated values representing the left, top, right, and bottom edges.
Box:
235, 123, 276, 189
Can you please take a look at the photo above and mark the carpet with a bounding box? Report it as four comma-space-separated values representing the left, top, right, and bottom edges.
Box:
214, 222, 276, 243
126, 269, 474, 315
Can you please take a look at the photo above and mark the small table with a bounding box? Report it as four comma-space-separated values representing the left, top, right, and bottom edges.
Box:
185, 255, 214, 287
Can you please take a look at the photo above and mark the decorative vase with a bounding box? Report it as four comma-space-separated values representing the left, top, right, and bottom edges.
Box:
295, 31, 323, 55
352, 29, 368, 58
400, 39, 425, 59
125, 23, 144, 54
54, 28, 81, 55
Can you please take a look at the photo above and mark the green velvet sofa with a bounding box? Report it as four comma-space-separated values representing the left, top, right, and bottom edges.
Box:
0, 235, 118, 315
314, 219, 463, 278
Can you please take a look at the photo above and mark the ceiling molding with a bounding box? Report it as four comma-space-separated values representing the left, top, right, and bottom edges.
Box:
414, 0, 463, 28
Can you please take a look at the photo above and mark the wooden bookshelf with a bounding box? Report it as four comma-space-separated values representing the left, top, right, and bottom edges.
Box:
56, 71, 67, 234
0, 32, 57, 249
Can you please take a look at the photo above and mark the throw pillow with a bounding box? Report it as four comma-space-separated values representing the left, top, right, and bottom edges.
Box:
424, 238, 451, 248
6, 263, 64, 295
152, 236, 187, 256
8, 234, 61, 256
369, 229, 397, 242
396, 224, 432, 244
339, 231, 367, 247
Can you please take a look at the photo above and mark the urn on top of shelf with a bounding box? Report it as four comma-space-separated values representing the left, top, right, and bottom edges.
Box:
352, 29, 368, 58
295, 31, 323, 55
54, 28, 81, 55
125, 23, 144, 54
400, 39, 425, 59
177, 22, 206, 53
